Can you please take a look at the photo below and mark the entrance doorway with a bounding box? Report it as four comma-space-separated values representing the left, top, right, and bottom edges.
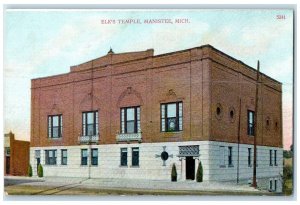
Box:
186, 156, 195, 180
6, 156, 10, 175
36, 158, 40, 173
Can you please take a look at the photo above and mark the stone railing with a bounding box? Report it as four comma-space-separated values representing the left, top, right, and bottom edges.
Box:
116, 132, 142, 142
79, 134, 99, 144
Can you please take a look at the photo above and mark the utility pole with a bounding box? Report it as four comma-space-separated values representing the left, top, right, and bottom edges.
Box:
252, 60, 260, 188
237, 98, 241, 184
88, 60, 95, 180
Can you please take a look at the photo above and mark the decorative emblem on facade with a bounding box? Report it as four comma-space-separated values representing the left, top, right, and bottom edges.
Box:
161, 151, 169, 161
167, 89, 177, 97
117, 87, 144, 107
49, 103, 62, 115
178, 145, 199, 157
155, 146, 173, 166
79, 92, 101, 110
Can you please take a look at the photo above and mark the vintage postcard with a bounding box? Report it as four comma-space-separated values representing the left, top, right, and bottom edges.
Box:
3, 6, 294, 199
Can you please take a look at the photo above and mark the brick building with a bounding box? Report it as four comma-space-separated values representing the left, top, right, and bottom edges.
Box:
4, 132, 30, 176
30, 45, 283, 192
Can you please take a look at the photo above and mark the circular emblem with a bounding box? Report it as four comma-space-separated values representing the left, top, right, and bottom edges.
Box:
169, 121, 176, 130
161, 151, 169, 161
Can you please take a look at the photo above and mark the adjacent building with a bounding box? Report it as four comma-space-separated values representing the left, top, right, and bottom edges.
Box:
4, 132, 30, 176
30, 45, 283, 192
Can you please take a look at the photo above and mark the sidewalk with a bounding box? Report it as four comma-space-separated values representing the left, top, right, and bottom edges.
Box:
5, 176, 263, 194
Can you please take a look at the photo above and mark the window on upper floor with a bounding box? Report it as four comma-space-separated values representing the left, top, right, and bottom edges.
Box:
48, 115, 62, 138
161, 102, 183, 132
247, 110, 255, 136
45, 150, 57, 165
82, 111, 98, 136
120, 107, 140, 134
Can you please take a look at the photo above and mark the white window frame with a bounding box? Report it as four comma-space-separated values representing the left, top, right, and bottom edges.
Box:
219, 146, 225, 167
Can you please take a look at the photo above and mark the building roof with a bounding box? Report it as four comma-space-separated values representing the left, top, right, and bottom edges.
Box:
31, 44, 282, 86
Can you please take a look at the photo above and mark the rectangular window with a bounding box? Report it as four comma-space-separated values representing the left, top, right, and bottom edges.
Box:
82, 111, 98, 136
274, 179, 277, 191
269, 150, 273, 166
61, 149, 67, 165
120, 107, 140, 134
5, 147, 10, 156
248, 148, 252, 167
247, 110, 255, 136
228, 146, 233, 167
45, 150, 57, 165
269, 180, 273, 190
48, 115, 63, 138
132, 147, 139, 167
219, 146, 225, 167
91, 148, 98, 166
161, 102, 183, 132
274, 150, 277, 166
81, 149, 88, 165
120, 148, 128, 166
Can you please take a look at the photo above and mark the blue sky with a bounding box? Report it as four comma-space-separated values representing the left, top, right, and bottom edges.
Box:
4, 9, 293, 148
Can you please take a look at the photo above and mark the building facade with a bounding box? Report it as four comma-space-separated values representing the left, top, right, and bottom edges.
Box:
30, 45, 283, 192
4, 132, 30, 176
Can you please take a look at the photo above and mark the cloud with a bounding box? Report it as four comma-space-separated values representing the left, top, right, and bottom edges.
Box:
200, 19, 292, 59
4, 16, 124, 78
263, 56, 293, 84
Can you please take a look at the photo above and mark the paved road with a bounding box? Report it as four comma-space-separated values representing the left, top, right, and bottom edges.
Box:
4, 176, 273, 196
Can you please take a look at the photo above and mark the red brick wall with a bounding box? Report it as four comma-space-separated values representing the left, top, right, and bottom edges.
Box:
4, 133, 30, 176
209, 49, 282, 147
31, 45, 282, 148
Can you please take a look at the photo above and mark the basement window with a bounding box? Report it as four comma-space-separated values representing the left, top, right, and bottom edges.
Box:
132, 147, 139, 167
248, 148, 252, 167
45, 150, 57, 165
81, 149, 88, 166
61, 149, 67, 165
91, 148, 98, 166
